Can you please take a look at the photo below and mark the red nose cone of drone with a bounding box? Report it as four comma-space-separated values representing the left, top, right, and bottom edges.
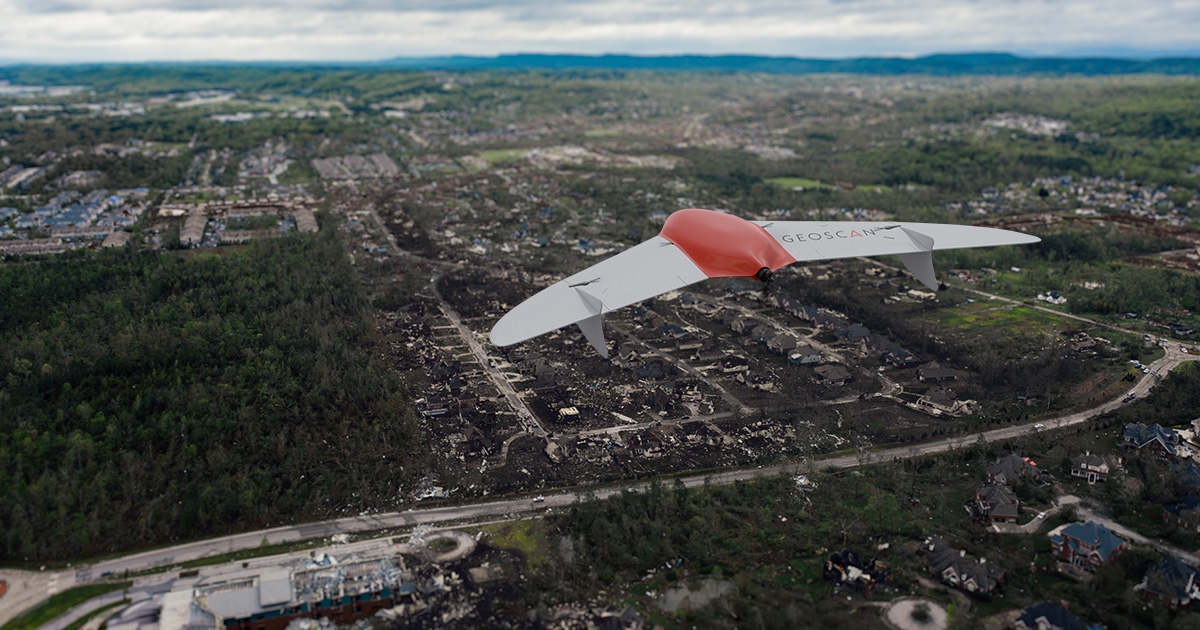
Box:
659, 208, 796, 279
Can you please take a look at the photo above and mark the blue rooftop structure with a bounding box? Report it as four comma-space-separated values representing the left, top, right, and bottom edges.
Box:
1051, 521, 1126, 569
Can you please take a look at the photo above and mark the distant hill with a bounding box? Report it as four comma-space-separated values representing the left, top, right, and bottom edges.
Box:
376, 52, 1200, 75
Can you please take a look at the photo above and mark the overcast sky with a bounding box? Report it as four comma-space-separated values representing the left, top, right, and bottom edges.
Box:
2, 0, 1199, 63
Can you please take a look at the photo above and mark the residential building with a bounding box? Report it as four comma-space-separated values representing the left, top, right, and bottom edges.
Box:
918, 361, 957, 382
975, 484, 1020, 524
1050, 521, 1126, 570
823, 548, 891, 593
923, 537, 1004, 594
917, 387, 978, 417
1163, 495, 1200, 533
1070, 453, 1119, 484
1011, 602, 1090, 630
1142, 555, 1200, 609
1122, 423, 1180, 460
788, 344, 821, 365
883, 347, 922, 368
987, 454, 1046, 485
813, 364, 852, 386
834, 323, 870, 342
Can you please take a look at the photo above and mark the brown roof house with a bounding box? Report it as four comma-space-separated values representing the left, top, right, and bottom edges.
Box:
975, 483, 1020, 524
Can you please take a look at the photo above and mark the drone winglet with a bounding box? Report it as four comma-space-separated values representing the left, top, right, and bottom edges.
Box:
574, 288, 608, 358
896, 226, 938, 291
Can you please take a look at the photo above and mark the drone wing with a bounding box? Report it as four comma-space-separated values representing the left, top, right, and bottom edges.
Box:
490, 236, 709, 357
490, 209, 1040, 357
754, 220, 1040, 291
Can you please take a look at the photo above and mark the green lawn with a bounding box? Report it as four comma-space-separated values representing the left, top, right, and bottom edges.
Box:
479, 149, 528, 165
764, 177, 833, 190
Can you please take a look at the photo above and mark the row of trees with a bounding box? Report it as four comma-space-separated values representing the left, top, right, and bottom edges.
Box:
0, 229, 430, 561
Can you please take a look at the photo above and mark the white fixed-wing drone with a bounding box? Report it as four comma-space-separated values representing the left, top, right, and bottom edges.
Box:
490, 208, 1039, 358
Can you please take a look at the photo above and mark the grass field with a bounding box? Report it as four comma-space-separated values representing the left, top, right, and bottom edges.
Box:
935, 303, 1067, 334
479, 149, 528, 165
764, 177, 833, 190
473, 520, 552, 568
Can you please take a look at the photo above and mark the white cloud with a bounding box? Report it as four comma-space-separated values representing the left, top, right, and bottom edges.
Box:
0, 0, 1197, 62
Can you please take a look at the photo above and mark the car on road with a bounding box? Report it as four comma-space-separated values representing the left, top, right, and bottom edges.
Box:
1034, 423, 1045, 429
1037, 512, 1046, 520
532, 496, 544, 503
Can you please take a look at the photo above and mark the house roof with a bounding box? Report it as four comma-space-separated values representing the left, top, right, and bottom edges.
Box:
1124, 423, 1179, 454
835, 323, 870, 340
987, 454, 1041, 484
976, 483, 1017, 506
1014, 603, 1089, 630
1059, 521, 1126, 559
1071, 453, 1116, 472
1164, 494, 1200, 517
1144, 555, 1199, 602
814, 364, 851, 381
918, 361, 956, 380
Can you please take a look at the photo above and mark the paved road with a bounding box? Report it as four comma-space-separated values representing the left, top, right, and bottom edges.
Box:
430, 274, 544, 437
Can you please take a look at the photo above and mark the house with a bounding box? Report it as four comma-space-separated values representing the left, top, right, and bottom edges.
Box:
813, 364, 852, 386
917, 387, 978, 416
1163, 495, 1200, 533
1178, 463, 1200, 492
1122, 423, 1180, 459
430, 359, 463, 382
616, 343, 641, 369
720, 355, 749, 374
1050, 521, 1126, 570
789, 344, 822, 365
532, 372, 561, 394
1011, 603, 1090, 630
1142, 555, 1200, 609
834, 323, 871, 342
923, 537, 1004, 594
750, 324, 775, 343
1070, 453, 1120, 484
823, 548, 892, 593
1037, 291, 1067, 305
695, 342, 724, 363
974, 484, 1020, 524
883, 347, 922, 368
987, 454, 1046, 485
766, 333, 798, 355
674, 333, 703, 352
813, 312, 848, 330
862, 334, 898, 355
658, 324, 687, 340
634, 360, 669, 381
918, 361, 957, 383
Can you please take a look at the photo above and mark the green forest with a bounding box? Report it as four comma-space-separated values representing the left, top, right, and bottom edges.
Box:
0, 230, 427, 562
